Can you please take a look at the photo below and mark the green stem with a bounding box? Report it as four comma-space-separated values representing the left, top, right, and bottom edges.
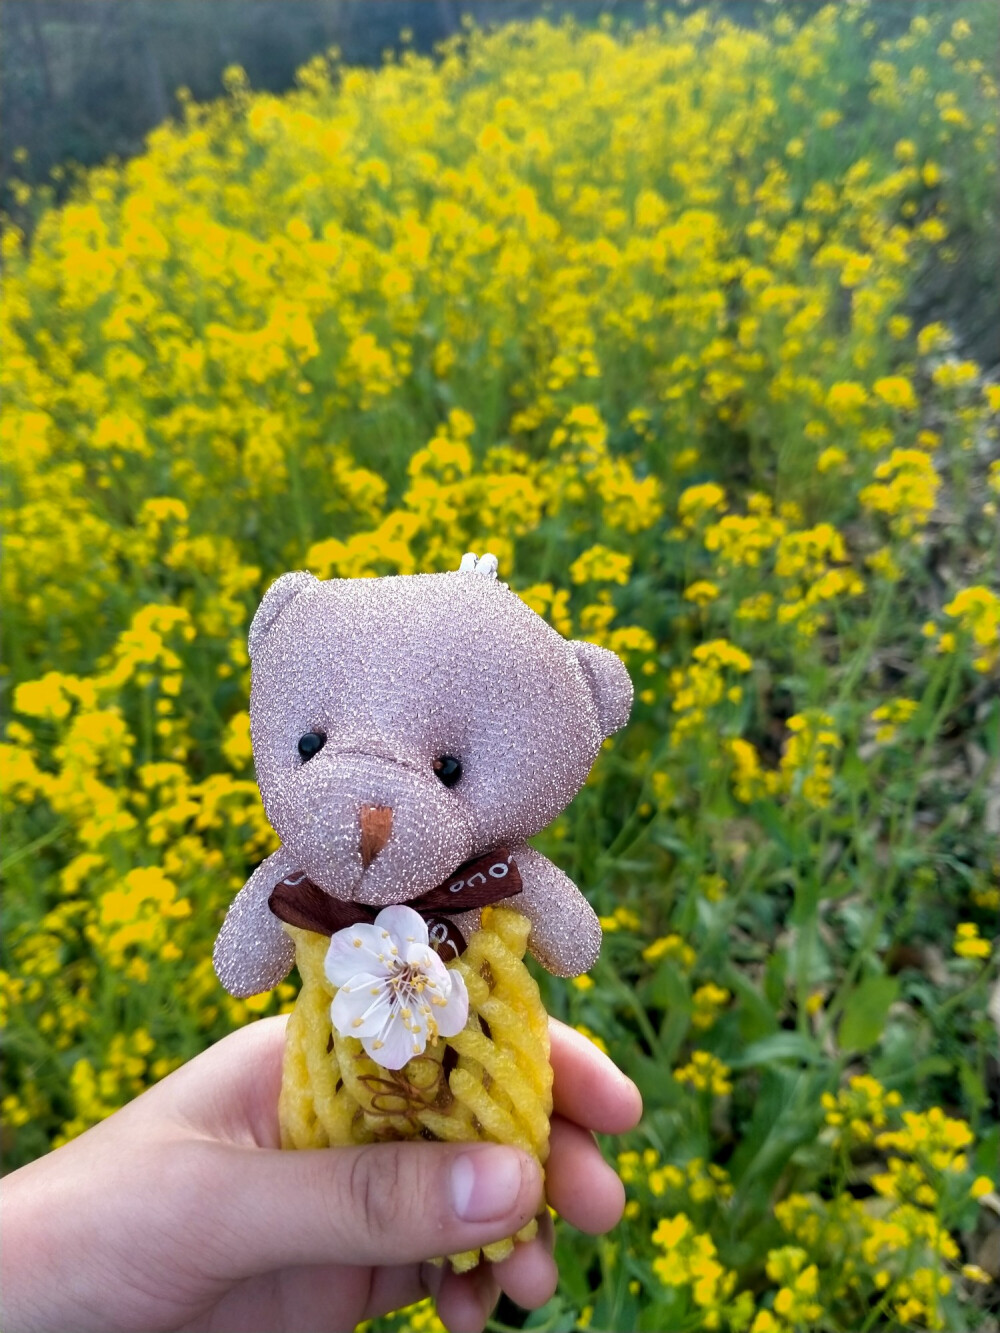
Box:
0, 820, 71, 873
835, 581, 895, 706
890, 652, 966, 855
596, 957, 665, 1059
594, 752, 666, 867
934, 963, 992, 1022
820, 654, 965, 1038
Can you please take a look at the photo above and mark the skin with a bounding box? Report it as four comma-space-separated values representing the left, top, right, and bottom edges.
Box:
2, 1017, 642, 1333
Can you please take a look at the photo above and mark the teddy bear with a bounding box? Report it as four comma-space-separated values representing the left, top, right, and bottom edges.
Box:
211, 553, 632, 1270
213, 553, 632, 999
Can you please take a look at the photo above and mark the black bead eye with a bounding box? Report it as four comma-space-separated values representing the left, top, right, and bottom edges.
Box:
297, 732, 325, 762
433, 755, 462, 787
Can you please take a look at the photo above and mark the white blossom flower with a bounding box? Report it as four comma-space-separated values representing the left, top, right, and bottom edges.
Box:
325, 904, 469, 1070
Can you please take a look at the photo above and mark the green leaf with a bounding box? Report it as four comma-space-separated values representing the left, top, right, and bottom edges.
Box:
642, 963, 692, 1062
639, 1295, 687, 1332
523, 1299, 578, 1332
729, 1031, 823, 1069
643, 959, 691, 1013
899, 1055, 953, 1082
976, 1123, 1000, 1179
838, 975, 900, 1053
627, 1052, 683, 1107
959, 1059, 988, 1112
729, 971, 780, 1043
764, 949, 788, 1009
729, 1068, 828, 1225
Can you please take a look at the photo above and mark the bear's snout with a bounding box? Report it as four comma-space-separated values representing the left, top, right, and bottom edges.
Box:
359, 803, 393, 867
263, 749, 477, 905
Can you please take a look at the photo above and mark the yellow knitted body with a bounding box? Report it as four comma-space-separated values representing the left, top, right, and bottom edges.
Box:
279, 906, 553, 1271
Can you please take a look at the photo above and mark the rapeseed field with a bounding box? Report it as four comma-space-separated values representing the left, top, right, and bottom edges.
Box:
2, 6, 998, 1330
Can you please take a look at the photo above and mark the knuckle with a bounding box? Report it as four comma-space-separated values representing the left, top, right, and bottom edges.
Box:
154, 1140, 248, 1266
175, 1140, 232, 1226
173, 1138, 222, 1206
343, 1144, 410, 1244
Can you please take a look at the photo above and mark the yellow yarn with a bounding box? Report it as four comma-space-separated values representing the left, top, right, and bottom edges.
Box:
279, 906, 553, 1271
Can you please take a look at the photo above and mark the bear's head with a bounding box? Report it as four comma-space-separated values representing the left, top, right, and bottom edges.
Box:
248, 559, 632, 907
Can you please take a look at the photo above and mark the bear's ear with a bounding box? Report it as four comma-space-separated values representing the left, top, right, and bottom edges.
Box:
248, 570, 318, 659
571, 640, 633, 738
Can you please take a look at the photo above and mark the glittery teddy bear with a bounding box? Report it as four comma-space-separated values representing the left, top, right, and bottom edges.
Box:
213, 554, 632, 1269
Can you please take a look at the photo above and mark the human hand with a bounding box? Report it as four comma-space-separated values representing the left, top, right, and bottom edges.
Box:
2, 1016, 641, 1333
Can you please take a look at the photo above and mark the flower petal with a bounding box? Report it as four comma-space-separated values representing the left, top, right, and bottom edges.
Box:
330, 979, 393, 1039
365, 1012, 425, 1070
401, 939, 450, 978
373, 904, 429, 953
325, 921, 395, 987
432, 967, 469, 1038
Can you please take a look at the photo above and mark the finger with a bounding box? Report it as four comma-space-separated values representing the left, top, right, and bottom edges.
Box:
434, 1262, 500, 1333
492, 1212, 557, 1309
545, 1114, 626, 1234
190, 1262, 374, 1333
153, 1016, 289, 1148
421, 1258, 446, 1302
549, 1020, 642, 1134
366, 1263, 431, 1320
195, 1139, 544, 1274
163, 1012, 643, 1144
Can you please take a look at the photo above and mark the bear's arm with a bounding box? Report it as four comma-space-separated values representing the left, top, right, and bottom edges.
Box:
451, 845, 601, 978
213, 846, 297, 998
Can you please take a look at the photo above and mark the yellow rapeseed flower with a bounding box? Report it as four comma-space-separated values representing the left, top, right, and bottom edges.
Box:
674, 1051, 733, 1096
873, 375, 917, 411
684, 580, 720, 606
859, 448, 940, 536
953, 922, 991, 960
569, 544, 633, 586
943, 585, 1000, 671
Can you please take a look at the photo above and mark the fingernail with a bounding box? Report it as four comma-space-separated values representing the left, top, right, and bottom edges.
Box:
450, 1147, 526, 1222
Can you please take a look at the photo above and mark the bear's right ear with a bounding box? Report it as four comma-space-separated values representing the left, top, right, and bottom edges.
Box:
571, 639, 633, 738
248, 570, 318, 659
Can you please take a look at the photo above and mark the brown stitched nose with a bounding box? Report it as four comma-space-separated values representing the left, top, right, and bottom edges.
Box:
359, 804, 393, 868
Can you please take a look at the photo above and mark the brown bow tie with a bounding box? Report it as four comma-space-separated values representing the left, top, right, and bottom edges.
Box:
268, 847, 523, 961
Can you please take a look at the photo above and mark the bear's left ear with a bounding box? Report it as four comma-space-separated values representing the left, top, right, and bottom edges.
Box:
571, 640, 633, 738
248, 570, 318, 659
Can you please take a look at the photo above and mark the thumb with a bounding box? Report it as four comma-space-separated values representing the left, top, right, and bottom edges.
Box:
195, 1139, 543, 1273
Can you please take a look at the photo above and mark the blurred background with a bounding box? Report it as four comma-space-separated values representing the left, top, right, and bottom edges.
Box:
2, 3, 999, 1331
3, 1, 997, 365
